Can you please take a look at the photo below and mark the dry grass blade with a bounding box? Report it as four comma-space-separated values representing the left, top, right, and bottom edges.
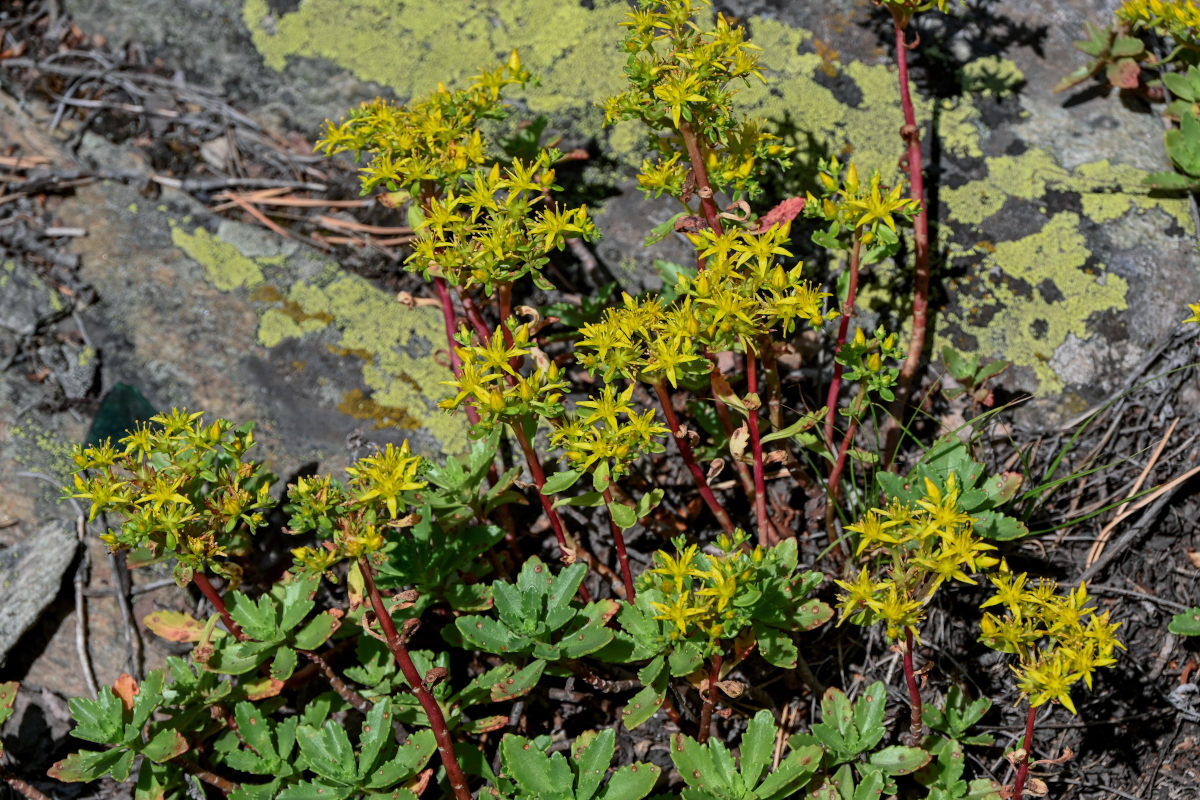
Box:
1086, 417, 1178, 567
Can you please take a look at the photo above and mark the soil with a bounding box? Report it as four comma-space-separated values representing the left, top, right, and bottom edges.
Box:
0, 1, 1198, 799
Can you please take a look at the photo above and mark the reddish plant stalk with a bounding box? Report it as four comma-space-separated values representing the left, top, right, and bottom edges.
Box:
746, 352, 772, 546
432, 277, 481, 428
193, 572, 244, 640
651, 379, 736, 535
358, 557, 471, 800
178, 759, 238, 794
697, 651, 722, 744
890, 7, 931, 401
499, 282, 513, 327
601, 488, 637, 601
460, 292, 493, 343
824, 237, 863, 450
0, 767, 53, 800
903, 628, 923, 741
825, 391, 864, 503
678, 120, 723, 235
300, 650, 372, 714
509, 421, 592, 603
1012, 704, 1038, 800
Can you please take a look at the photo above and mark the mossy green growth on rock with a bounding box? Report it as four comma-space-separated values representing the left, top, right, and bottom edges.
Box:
170, 225, 469, 456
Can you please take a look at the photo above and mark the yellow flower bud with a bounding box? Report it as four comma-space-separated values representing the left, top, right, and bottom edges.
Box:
488, 391, 506, 413
853, 328, 866, 348
867, 352, 883, 372
819, 171, 837, 192
845, 163, 860, 194
770, 265, 788, 292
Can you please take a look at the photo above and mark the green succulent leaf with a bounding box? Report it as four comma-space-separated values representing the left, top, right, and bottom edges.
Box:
867, 745, 931, 776
1169, 607, 1200, 636
49, 748, 136, 783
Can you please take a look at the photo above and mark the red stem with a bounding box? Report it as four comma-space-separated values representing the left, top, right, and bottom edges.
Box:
358, 557, 471, 800
602, 488, 636, 601
826, 412, 860, 504
652, 380, 736, 535
891, 8, 931, 405
824, 238, 863, 450
0, 767, 53, 800
678, 120, 723, 235
1012, 704, 1038, 800
510, 421, 592, 603
499, 282, 513, 326
433, 277, 481, 428
746, 352, 772, 546
697, 651, 722, 744
193, 572, 244, 641
903, 628, 923, 741
460, 292, 492, 343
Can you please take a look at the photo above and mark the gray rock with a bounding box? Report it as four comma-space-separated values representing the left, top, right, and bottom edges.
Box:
0, 262, 66, 336
0, 522, 78, 667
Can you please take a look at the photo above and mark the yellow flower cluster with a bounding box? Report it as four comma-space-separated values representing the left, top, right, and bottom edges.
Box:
68, 409, 276, 584
439, 320, 568, 430
647, 532, 762, 646
407, 154, 599, 291
550, 384, 670, 478
806, 158, 921, 248
979, 566, 1124, 714
1117, 0, 1200, 43
572, 228, 834, 385
600, 1, 791, 201
288, 440, 427, 573
835, 475, 998, 641
317, 50, 530, 195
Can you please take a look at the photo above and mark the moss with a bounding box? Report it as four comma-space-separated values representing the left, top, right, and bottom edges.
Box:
937, 212, 1129, 394
171, 225, 265, 291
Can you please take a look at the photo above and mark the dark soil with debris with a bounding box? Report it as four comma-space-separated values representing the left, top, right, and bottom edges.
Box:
0, 1, 1199, 799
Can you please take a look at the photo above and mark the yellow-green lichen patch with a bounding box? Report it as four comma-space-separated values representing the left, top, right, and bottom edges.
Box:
939, 212, 1128, 394
171, 225, 265, 291
243, 0, 628, 146
252, 284, 335, 347
1074, 159, 1193, 229
941, 149, 1063, 226
9, 421, 79, 487
337, 388, 421, 430
960, 56, 1025, 98
254, 271, 467, 453
176, 222, 469, 454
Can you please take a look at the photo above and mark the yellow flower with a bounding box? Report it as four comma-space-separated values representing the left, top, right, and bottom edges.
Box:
1183, 302, 1200, 324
